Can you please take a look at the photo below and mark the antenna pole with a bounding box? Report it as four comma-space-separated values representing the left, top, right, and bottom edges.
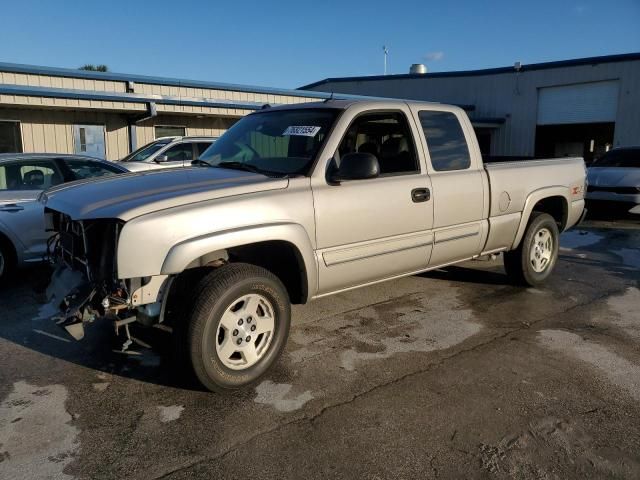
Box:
382, 46, 389, 75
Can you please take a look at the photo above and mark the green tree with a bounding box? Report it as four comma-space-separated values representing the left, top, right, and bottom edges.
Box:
79, 64, 108, 72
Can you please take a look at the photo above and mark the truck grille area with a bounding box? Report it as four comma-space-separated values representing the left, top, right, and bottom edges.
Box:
48, 209, 123, 284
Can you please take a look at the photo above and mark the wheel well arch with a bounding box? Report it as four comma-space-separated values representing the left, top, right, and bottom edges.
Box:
173, 240, 309, 305
227, 240, 308, 304
160, 223, 317, 301
530, 195, 568, 230
511, 189, 570, 249
0, 231, 17, 265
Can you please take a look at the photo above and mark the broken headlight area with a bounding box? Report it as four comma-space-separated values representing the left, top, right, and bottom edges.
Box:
45, 210, 123, 284
45, 210, 159, 350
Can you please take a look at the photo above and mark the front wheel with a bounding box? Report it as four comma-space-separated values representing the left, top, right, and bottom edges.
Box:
186, 263, 291, 392
504, 212, 560, 287
0, 237, 16, 286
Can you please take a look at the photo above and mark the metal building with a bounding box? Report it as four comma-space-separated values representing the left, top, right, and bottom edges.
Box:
0, 62, 334, 160
301, 53, 640, 163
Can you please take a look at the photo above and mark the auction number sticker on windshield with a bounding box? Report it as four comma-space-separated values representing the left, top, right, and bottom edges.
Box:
282, 126, 321, 137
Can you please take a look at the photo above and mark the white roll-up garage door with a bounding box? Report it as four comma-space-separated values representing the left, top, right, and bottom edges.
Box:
537, 80, 619, 125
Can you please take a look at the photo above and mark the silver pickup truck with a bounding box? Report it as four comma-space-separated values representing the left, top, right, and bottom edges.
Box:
43, 99, 586, 392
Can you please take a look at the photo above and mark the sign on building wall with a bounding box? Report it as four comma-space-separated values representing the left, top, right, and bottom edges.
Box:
73, 125, 106, 159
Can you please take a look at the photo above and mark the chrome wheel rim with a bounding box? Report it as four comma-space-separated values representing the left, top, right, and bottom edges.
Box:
215, 293, 275, 370
530, 227, 553, 273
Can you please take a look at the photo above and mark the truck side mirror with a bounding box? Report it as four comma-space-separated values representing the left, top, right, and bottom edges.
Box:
331, 152, 380, 182
155, 154, 169, 163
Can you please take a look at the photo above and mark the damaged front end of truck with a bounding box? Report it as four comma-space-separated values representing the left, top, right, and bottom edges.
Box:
45, 208, 172, 349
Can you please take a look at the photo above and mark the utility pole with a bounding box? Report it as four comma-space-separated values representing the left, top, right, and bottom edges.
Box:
383, 46, 389, 75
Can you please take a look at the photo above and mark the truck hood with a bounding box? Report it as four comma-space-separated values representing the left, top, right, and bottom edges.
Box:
43, 167, 288, 221
587, 167, 640, 187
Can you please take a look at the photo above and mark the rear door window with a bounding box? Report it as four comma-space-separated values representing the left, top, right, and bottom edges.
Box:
164, 143, 194, 161
419, 111, 471, 171
196, 142, 214, 158
63, 159, 123, 180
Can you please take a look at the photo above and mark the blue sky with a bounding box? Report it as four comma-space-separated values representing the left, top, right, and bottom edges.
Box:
0, 0, 638, 89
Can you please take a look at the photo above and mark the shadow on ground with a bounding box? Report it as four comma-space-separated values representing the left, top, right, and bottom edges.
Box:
0, 217, 637, 394
0, 265, 209, 392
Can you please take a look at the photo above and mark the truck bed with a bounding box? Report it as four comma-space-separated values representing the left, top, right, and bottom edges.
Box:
484, 157, 586, 219
477, 157, 586, 255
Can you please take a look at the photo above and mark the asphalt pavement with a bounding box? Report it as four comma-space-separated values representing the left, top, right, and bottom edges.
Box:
0, 217, 639, 479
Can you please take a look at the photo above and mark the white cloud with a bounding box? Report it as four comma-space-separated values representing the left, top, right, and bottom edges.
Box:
424, 51, 444, 62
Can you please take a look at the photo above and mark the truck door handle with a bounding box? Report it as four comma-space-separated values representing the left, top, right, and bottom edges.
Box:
411, 188, 430, 203
0, 204, 24, 212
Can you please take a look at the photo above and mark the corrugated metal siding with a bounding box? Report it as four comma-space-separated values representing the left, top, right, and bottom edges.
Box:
134, 115, 237, 147
0, 94, 147, 113
0, 72, 126, 93
0, 107, 130, 160
0, 95, 257, 119
306, 59, 640, 155
1, 71, 320, 106
0, 64, 329, 161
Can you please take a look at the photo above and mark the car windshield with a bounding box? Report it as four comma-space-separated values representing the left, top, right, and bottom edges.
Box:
592, 149, 640, 168
198, 108, 339, 176
121, 140, 172, 162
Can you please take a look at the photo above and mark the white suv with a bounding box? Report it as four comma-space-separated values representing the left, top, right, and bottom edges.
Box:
119, 136, 216, 172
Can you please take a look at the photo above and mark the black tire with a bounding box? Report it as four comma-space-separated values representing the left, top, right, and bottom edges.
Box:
0, 236, 16, 286
186, 263, 291, 393
504, 212, 559, 287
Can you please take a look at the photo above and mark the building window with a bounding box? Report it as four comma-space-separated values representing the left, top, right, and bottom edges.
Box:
155, 126, 186, 139
0, 121, 23, 153
73, 124, 106, 159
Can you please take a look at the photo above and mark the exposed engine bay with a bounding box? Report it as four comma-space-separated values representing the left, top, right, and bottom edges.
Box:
45, 209, 171, 350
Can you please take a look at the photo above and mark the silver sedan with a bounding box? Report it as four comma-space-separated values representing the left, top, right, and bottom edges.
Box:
0, 153, 127, 281
587, 147, 640, 214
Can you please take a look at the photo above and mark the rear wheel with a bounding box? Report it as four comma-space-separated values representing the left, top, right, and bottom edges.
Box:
186, 263, 291, 392
504, 212, 559, 287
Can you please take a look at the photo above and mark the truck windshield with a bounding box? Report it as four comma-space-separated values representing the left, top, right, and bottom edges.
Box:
121, 139, 172, 162
198, 108, 339, 176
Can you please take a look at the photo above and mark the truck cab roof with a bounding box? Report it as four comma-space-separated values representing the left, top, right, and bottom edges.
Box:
259, 98, 447, 112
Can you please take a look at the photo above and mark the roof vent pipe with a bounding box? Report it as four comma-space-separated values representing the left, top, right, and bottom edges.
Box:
410, 64, 428, 74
